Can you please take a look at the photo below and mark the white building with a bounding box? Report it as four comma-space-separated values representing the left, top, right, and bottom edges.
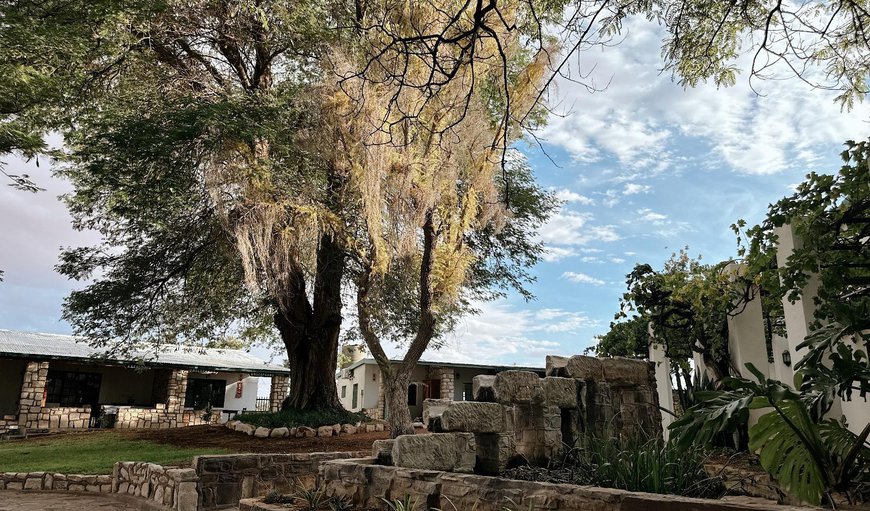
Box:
335, 348, 543, 420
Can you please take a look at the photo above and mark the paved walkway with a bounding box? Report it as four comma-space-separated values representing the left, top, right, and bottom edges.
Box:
0, 490, 151, 510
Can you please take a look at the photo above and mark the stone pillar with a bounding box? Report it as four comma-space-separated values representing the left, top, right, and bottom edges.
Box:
648, 341, 674, 439
438, 367, 455, 401
18, 361, 49, 427
269, 375, 289, 412
166, 369, 189, 413
374, 385, 386, 420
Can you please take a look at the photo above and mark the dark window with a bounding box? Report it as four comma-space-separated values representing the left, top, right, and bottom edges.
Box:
352, 384, 358, 409
46, 370, 102, 406
407, 384, 417, 406
341, 386, 347, 398
184, 379, 226, 409
463, 383, 472, 401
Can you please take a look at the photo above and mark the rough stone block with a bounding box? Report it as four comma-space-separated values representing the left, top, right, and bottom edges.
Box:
475, 433, 518, 475
392, 433, 476, 473
440, 402, 511, 433
472, 375, 496, 402
565, 356, 604, 381
316, 425, 334, 437
545, 355, 569, 377
422, 399, 453, 428
270, 427, 289, 438
340, 424, 357, 435
372, 439, 395, 465
543, 377, 579, 409
297, 426, 316, 438
23, 477, 42, 490
254, 427, 271, 438
602, 357, 651, 386
493, 371, 543, 404
235, 422, 254, 435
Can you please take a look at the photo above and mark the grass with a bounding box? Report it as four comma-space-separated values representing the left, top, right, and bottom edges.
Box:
235, 407, 370, 429
0, 431, 231, 474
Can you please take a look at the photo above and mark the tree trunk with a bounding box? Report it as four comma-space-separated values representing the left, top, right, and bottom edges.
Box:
382, 365, 415, 437
274, 229, 346, 411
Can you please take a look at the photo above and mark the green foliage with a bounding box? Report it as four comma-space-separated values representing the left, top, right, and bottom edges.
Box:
235, 407, 369, 429
293, 481, 332, 511
381, 495, 418, 511
591, 315, 650, 358
669, 364, 870, 505
504, 436, 725, 498
613, 249, 748, 381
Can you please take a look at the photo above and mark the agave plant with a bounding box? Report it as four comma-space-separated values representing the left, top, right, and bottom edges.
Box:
669, 362, 870, 505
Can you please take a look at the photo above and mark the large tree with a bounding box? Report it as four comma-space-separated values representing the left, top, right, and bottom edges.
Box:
5, 0, 350, 409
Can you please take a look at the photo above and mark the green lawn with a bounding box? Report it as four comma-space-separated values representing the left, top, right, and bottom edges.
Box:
0, 432, 231, 474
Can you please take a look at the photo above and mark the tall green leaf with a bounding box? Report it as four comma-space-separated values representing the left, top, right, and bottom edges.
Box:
749, 400, 832, 505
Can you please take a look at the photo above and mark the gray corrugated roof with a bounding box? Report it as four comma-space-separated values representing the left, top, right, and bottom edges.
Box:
0, 330, 291, 375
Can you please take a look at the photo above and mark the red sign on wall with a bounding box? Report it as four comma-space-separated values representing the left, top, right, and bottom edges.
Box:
235, 381, 243, 398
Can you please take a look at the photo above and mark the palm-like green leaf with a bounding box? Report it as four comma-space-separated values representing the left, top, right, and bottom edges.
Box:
819, 419, 870, 492
749, 400, 832, 505
669, 386, 755, 451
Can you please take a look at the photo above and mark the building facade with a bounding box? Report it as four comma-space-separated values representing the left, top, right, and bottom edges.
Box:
0, 330, 290, 436
335, 353, 544, 420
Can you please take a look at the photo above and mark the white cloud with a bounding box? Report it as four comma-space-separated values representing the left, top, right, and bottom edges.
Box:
611, 257, 627, 264
637, 208, 667, 223
537, 211, 620, 246
417, 301, 598, 365
541, 246, 579, 262
555, 188, 595, 205
542, 16, 870, 175
561, 271, 606, 286
580, 256, 604, 264
623, 183, 652, 195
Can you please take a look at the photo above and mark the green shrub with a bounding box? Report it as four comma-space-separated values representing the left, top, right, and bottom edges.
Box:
503, 436, 725, 499
235, 407, 370, 429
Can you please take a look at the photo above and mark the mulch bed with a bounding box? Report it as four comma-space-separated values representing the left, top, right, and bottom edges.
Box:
121, 424, 388, 453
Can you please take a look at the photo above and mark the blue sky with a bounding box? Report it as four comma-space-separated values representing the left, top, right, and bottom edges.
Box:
1, 18, 868, 370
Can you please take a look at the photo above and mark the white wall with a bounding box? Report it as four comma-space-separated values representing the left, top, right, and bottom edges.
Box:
188, 371, 258, 412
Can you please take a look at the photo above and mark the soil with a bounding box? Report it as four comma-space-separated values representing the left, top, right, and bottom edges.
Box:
120, 424, 389, 453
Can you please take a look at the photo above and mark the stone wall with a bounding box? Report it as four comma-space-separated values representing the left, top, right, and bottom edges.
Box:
436, 367, 455, 400
0, 472, 112, 492
0, 415, 16, 436
28, 406, 91, 429
268, 376, 289, 412
114, 406, 218, 429
409, 356, 662, 474
114, 461, 198, 511
194, 451, 369, 510
17, 361, 48, 427
320, 458, 812, 511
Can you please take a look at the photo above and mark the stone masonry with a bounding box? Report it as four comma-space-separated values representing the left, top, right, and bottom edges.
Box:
268, 375, 289, 412
17, 361, 90, 430
393, 355, 661, 475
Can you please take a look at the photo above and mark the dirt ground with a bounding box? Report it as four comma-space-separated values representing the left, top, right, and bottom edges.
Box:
121, 424, 389, 453
0, 490, 147, 511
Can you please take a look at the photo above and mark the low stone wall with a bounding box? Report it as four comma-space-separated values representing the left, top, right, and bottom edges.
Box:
25, 406, 91, 429
115, 407, 218, 429
0, 472, 112, 492
320, 458, 814, 511
225, 420, 384, 439
114, 461, 199, 511
0, 415, 16, 436
194, 451, 369, 510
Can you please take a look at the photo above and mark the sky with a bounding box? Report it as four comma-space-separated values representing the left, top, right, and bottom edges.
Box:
1, 18, 868, 372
